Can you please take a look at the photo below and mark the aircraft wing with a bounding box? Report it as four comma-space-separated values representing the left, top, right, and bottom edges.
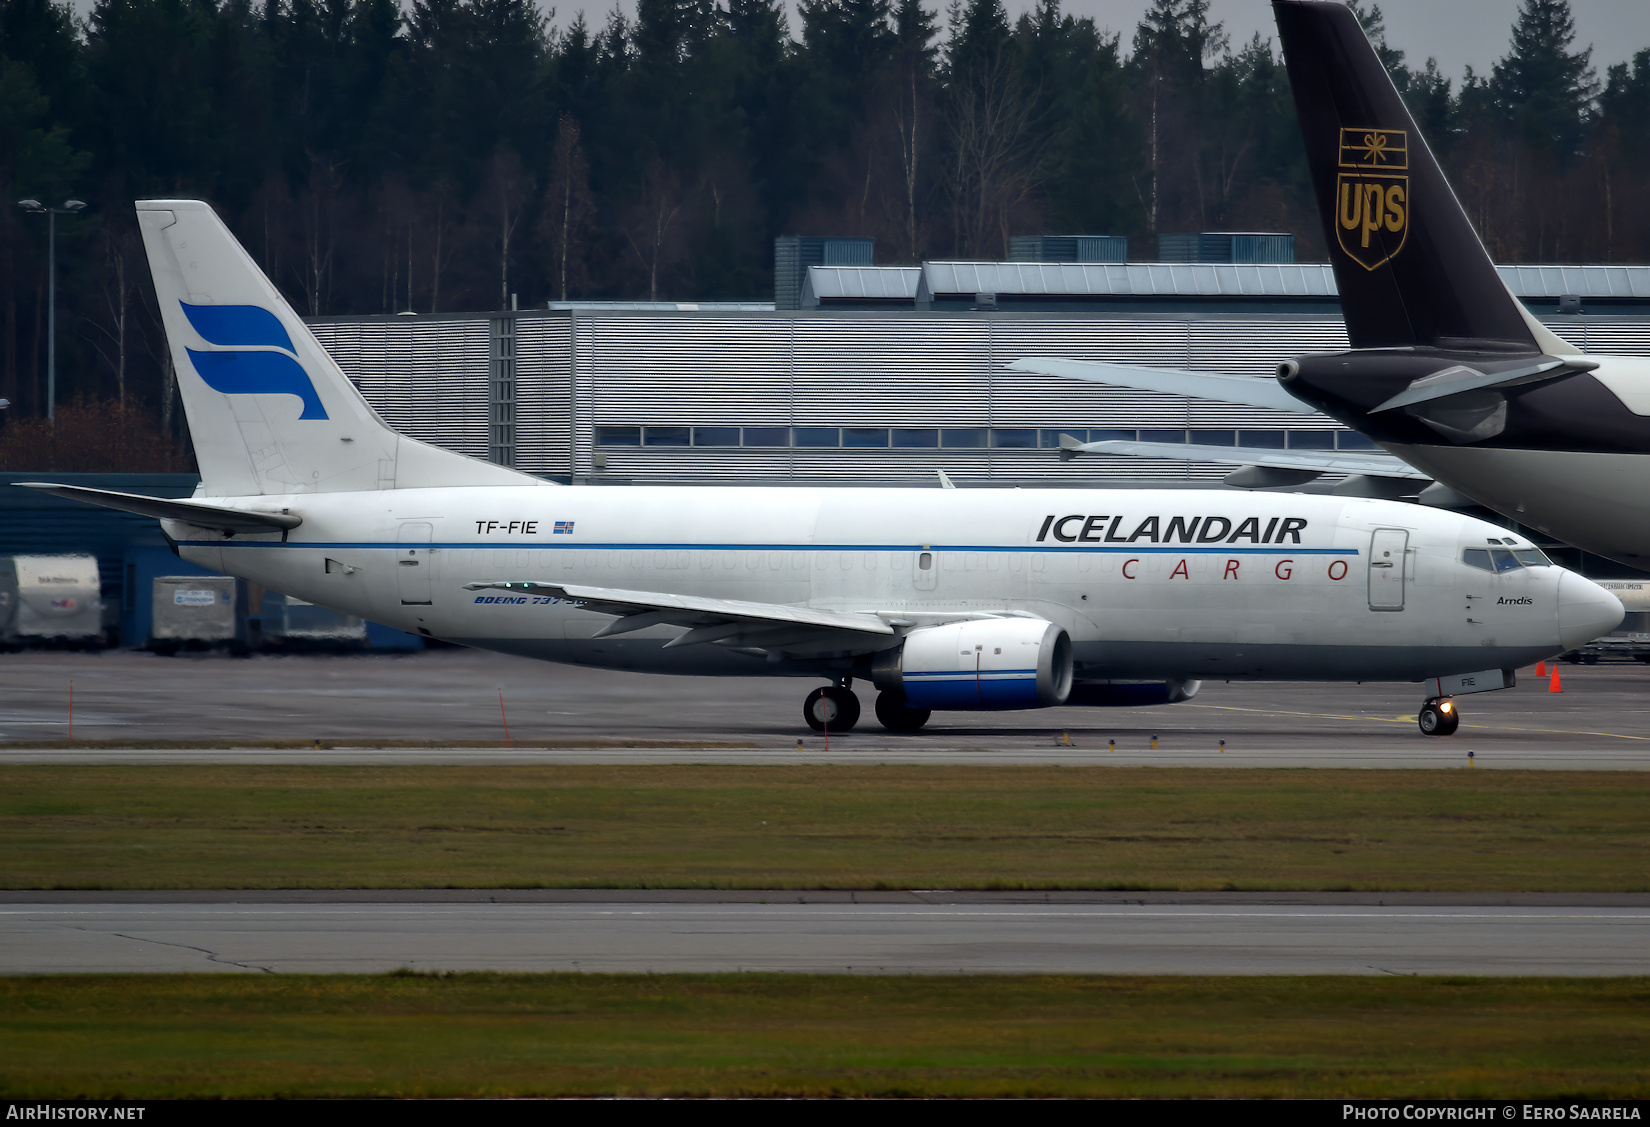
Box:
461, 580, 897, 650
1007, 358, 1317, 414
12, 482, 302, 534
1060, 437, 1431, 480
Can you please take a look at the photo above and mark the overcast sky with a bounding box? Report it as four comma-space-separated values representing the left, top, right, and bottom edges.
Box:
1045, 0, 1646, 82
60, 0, 1648, 86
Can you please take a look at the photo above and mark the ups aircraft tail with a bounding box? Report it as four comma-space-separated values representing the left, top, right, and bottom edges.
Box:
1272, 1, 1554, 353
135, 199, 544, 497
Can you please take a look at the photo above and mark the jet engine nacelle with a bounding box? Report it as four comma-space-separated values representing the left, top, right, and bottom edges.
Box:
873, 618, 1073, 710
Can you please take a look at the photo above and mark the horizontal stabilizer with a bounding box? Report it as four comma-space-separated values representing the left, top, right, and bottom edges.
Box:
1062, 440, 1431, 481
14, 482, 302, 534
1009, 358, 1315, 414
1370, 357, 1593, 413
462, 581, 896, 644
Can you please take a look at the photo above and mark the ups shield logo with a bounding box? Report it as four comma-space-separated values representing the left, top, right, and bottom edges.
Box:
1336, 128, 1408, 270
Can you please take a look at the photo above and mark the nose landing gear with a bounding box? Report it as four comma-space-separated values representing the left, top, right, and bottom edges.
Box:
803, 682, 861, 732
1418, 697, 1460, 736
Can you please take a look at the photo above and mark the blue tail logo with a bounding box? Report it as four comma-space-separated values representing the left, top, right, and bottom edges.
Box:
180, 302, 328, 420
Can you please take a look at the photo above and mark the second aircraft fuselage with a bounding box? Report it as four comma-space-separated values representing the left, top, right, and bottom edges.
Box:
168, 486, 1615, 684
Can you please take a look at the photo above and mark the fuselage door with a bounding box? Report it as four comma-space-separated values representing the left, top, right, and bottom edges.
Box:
1368, 528, 1408, 611
914, 550, 938, 592
398, 522, 434, 605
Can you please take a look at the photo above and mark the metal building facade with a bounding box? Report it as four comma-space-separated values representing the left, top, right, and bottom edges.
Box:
307, 309, 1650, 487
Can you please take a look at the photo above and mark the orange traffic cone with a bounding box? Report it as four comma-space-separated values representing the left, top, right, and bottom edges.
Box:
1536, 660, 1547, 677
1549, 665, 1563, 693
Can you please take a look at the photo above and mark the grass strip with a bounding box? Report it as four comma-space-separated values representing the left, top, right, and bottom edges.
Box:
2, 973, 1648, 1098
0, 738, 758, 749
3, 765, 1650, 891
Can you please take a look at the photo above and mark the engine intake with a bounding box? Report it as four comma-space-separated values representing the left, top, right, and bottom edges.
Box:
874, 618, 1073, 710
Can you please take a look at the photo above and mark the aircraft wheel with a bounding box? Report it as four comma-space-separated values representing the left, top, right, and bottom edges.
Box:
875, 690, 931, 733
1418, 699, 1460, 737
803, 686, 860, 733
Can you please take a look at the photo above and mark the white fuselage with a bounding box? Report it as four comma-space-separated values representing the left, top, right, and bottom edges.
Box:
167, 485, 1604, 685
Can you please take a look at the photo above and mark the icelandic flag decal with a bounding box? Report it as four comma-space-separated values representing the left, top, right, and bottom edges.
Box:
554, 521, 576, 534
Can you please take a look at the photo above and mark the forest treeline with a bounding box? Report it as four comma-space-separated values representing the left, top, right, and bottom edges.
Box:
1, 0, 1648, 431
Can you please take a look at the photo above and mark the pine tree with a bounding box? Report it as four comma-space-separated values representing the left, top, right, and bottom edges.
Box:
1493, 0, 1597, 161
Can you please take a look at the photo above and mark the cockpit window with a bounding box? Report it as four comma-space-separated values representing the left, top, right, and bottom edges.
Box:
1513, 548, 1552, 567
1463, 548, 1494, 572
1491, 548, 1524, 572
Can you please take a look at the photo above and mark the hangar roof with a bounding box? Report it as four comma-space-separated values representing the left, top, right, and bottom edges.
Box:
802, 266, 922, 305
803, 261, 1650, 310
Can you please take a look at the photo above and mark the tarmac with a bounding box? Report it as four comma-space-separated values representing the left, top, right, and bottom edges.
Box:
0, 647, 1647, 767
4, 648, 1647, 975
2, 898, 1646, 975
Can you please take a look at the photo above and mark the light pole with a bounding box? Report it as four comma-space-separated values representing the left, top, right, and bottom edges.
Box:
17, 198, 86, 423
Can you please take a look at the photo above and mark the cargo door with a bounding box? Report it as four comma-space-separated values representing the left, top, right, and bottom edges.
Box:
1368, 528, 1408, 611
397, 522, 434, 605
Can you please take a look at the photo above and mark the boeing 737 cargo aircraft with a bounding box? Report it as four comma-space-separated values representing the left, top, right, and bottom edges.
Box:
1013, 0, 1650, 568
18, 200, 1624, 736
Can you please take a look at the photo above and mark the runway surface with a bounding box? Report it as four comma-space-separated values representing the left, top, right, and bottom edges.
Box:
2, 649, 1649, 766
4, 899, 1646, 975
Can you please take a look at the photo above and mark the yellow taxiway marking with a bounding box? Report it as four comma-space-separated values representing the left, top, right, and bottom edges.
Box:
1182, 702, 1650, 742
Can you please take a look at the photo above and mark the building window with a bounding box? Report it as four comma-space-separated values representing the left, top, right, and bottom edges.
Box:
1336, 431, 1380, 450
1238, 430, 1286, 448
1087, 429, 1136, 442
1039, 429, 1084, 448
843, 427, 889, 447
990, 428, 1037, 448
794, 427, 840, 447
1139, 429, 1186, 444
743, 427, 790, 447
1288, 431, 1334, 449
595, 426, 640, 446
693, 426, 740, 446
1190, 430, 1235, 446
893, 428, 939, 448
644, 426, 691, 446
941, 428, 987, 447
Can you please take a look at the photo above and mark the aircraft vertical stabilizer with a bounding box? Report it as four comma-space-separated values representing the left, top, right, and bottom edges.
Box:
1272, 1, 1537, 352
136, 199, 545, 497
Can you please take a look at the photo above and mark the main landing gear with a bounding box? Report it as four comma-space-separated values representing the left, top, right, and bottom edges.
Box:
803, 683, 861, 732
874, 690, 931, 733
1418, 697, 1460, 737
801, 681, 935, 734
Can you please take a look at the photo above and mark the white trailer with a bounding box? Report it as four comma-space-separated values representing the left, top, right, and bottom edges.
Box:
0, 555, 104, 646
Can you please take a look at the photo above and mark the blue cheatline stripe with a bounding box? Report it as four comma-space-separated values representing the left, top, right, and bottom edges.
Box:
904, 673, 1029, 683
904, 669, 1029, 679
177, 539, 1358, 556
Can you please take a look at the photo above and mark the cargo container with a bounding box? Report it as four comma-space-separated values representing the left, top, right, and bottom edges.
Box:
268, 594, 367, 649
149, 575, 237, 651
0, 555, 103, 646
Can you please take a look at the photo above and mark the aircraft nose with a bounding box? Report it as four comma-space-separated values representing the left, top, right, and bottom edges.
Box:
1557, 570, 1624, 651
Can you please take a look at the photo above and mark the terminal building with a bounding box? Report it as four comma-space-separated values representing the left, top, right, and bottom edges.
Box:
308, 261, 1650, 489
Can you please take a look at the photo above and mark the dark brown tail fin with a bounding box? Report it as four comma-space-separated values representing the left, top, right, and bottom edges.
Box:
1272, 0, 1535, 352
